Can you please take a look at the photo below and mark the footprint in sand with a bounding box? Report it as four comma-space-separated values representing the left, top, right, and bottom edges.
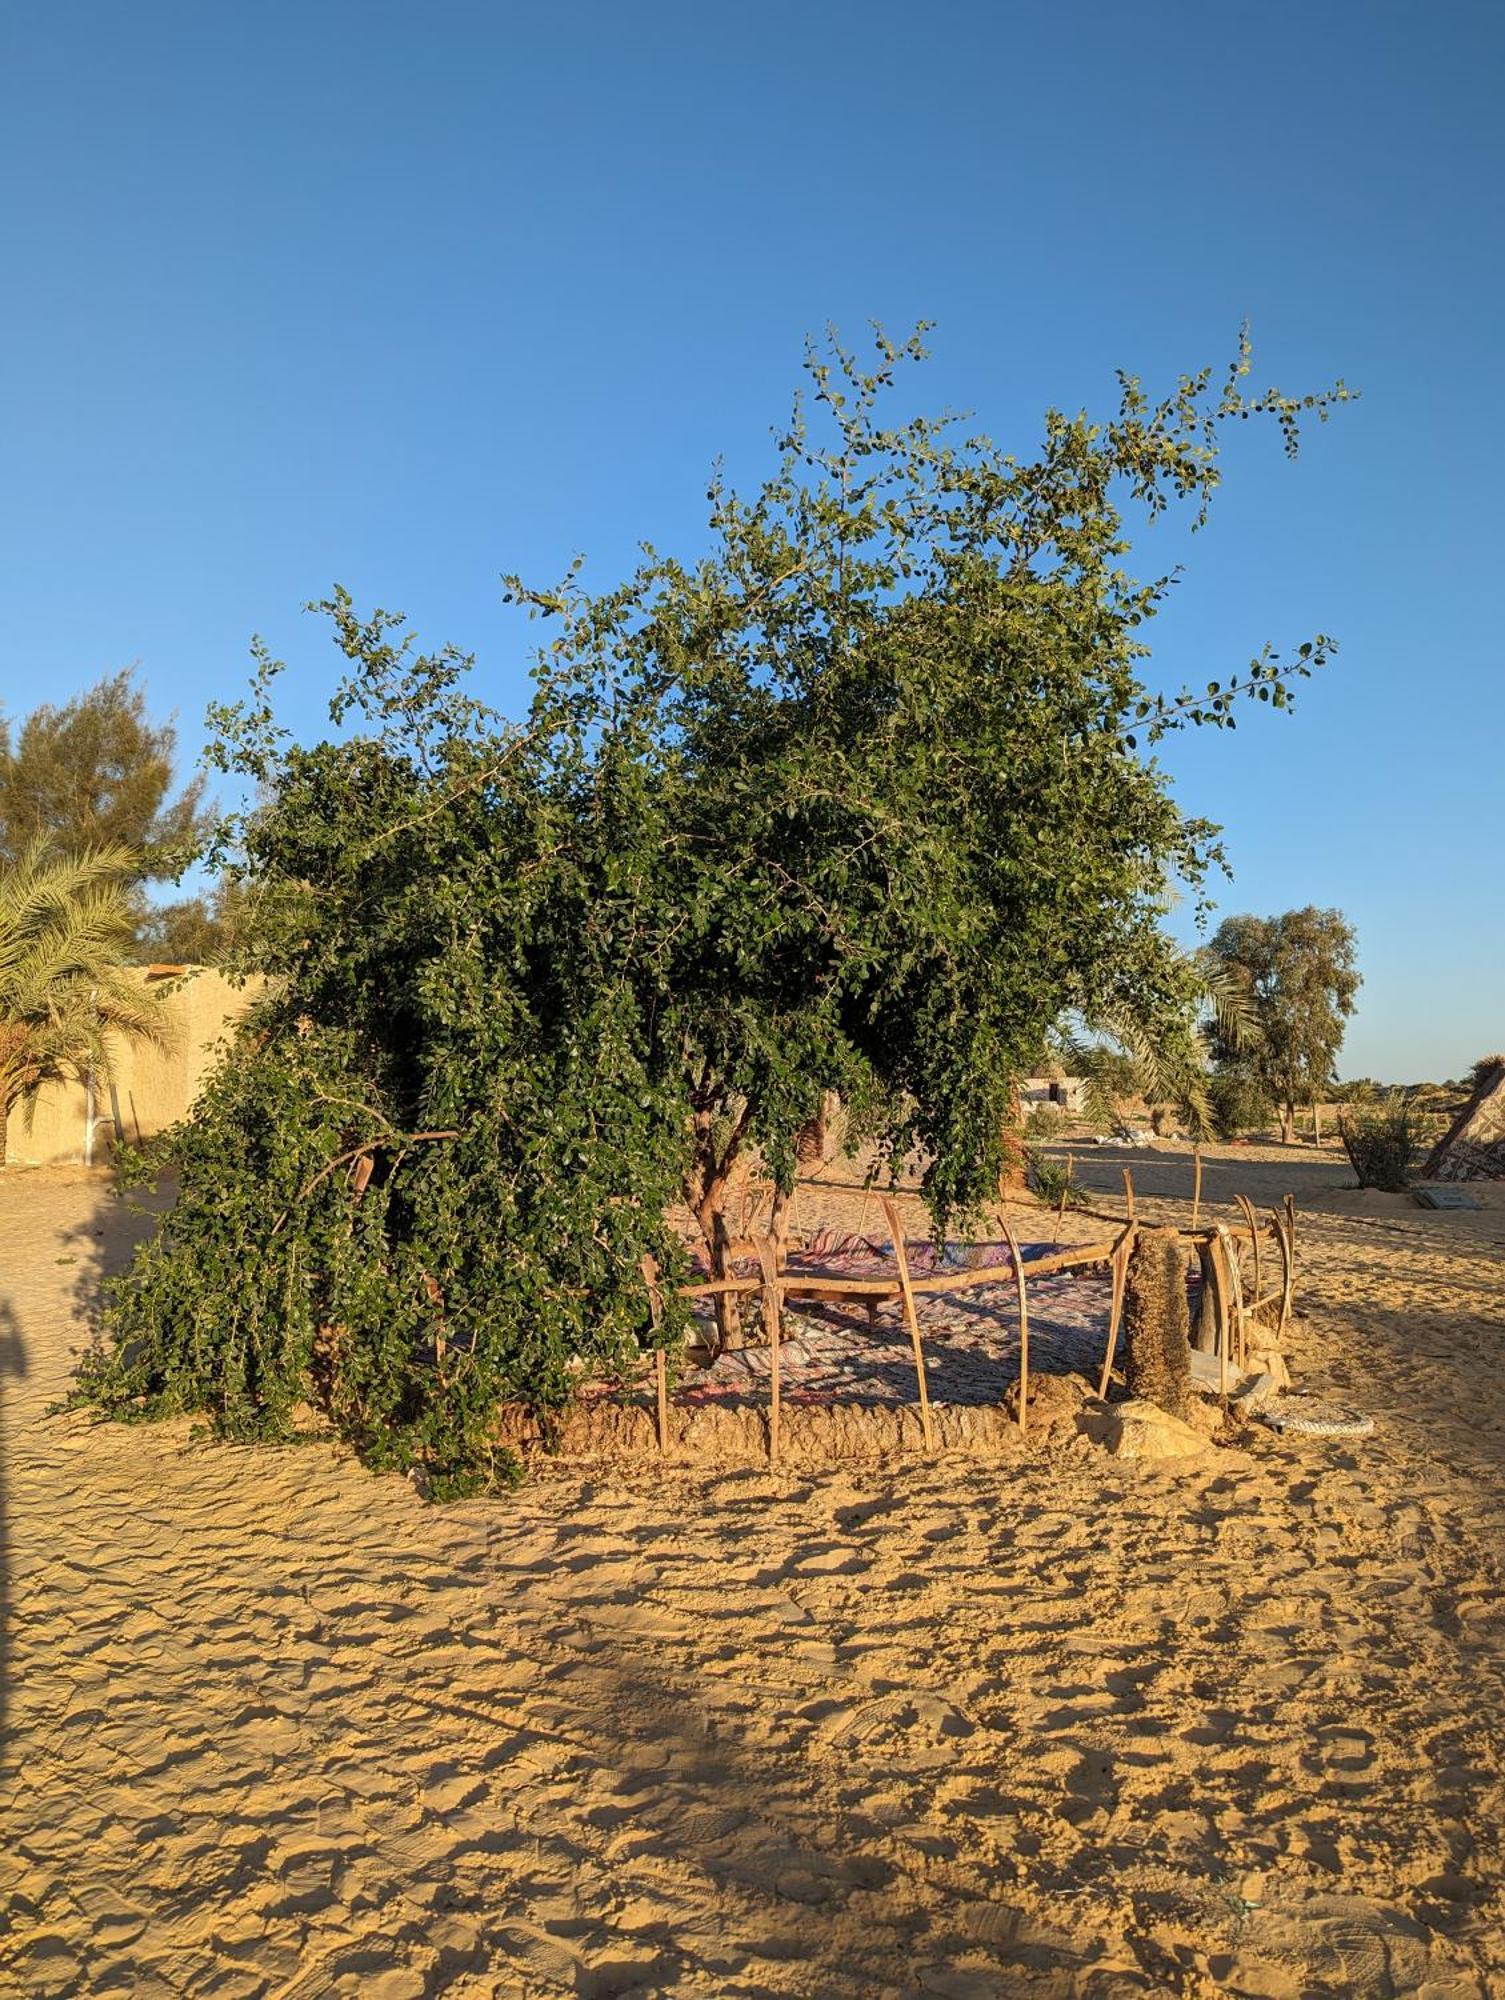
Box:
1236, 1893, 1434, 1996
814, 1690, 977, 1767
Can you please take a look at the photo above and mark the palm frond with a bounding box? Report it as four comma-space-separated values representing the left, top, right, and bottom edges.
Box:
0, 841, 177, 1123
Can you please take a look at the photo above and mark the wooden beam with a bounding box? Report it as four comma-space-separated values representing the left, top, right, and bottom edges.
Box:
1000, 1217, 1030, 1436
755, 1236, 784, 1464
880, 1196, 936, 1454
1097, 1224, 1136, 1399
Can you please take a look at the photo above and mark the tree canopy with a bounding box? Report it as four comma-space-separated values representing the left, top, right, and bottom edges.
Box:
79, 327, 1352, 1491
0, 670, 209, 874
1207, 906, 1361, 1141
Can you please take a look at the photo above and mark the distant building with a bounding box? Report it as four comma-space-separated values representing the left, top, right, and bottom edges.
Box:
1020, 1074, 1088, 1115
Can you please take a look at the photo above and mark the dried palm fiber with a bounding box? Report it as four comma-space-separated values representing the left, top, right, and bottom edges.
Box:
1123, 1226, 1194, 1419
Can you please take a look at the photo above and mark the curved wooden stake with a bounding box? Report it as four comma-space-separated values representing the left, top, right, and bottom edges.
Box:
755, 1236, 784, 1463
1122, 1167, 1137, 1222
1218, 1222, 1247, 1374
879, 1195, 936, 1454
654, 1350, 670, 1457
1235, 1194, 1261, 1349
1097, 1224, 1136, 1399
1209, 1229, 1233, 1398
1000, 1218, 1030, 1435
1273, 1202, 1295, 1338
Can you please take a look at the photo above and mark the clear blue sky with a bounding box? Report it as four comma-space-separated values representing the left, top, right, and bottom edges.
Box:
2, 1, 1499, 1082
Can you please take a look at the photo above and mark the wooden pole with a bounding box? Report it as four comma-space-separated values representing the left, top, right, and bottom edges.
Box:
755, 1236, 784, 1464
856, 1177, 877, 1245
1000, 1218, 1030, 1436
1055, 1152, 1073, 1244
654, 1349, 670, 1457
1191, 1144, 1203, 1230
1097, 1224, 1136, 1399
640, 1254, 669, 1457
1122, 1167, 1137, 1223
1235, 1194, 1261, 1346
1220, 1222, 1248, 1371
1211, 1227, 1234, 1397
1273, 1202, 1295, 1339
879, 1195, 936, 1454
677, 1217, 1280, 1304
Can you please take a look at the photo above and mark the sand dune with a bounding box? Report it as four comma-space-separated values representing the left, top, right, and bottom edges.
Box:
4, 1153, 1505, 1996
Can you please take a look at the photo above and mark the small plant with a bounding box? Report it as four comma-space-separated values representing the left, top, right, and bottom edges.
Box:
1024, 1100, 1069, 1139
1026, 1148, 1082, 1209
1339, 1095, 1415, 1191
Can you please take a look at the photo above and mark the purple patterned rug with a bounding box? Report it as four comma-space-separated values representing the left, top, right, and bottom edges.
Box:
673, 1233, 1114, 1409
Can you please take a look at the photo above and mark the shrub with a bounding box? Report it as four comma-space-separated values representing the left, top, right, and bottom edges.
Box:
1209, 1069, 1274, 1140
1024, 1100, 1069, 1139
1027, 1148, 1082, 1209
1339, 1095, 1416, 1191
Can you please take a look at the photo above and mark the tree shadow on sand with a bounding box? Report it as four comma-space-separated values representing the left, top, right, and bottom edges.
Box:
0, 1171, 172, 1741
0, 1286, 26, 1739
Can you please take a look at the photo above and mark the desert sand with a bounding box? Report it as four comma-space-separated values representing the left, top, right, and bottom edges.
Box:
4, 1147, 1505, 1997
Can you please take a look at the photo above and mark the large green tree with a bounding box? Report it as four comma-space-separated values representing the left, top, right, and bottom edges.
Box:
80, 328, 1351, 1484
1207, 906, 1361, 1142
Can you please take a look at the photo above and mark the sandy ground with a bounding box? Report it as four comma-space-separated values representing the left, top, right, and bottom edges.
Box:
4, 1149, 1505, 1997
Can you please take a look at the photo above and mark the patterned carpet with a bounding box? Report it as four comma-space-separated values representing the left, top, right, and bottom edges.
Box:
676, 1233, 1115, 1408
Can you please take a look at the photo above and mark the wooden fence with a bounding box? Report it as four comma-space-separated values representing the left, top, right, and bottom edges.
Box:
642, 1171, 1297, 1461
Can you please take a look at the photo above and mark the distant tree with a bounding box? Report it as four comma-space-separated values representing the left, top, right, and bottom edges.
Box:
1207, 1067, 1274, 1139
0, 842, 175, 1164
1331, 1077, 1380, 1104
132, 880, 247, 966
1053, 946, 1256, 1140
0, 670, 210, 879
1208, 908, 1360, 1143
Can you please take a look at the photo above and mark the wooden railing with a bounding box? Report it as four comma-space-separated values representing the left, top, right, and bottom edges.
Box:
641, 1172, 1297, 1462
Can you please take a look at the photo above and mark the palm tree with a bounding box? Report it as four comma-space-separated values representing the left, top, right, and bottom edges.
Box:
1052, 949, 1254, 1142
0, 842, 176, 1165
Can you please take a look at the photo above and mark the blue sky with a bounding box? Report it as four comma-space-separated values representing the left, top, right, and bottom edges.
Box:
2, 1, 1499, 1081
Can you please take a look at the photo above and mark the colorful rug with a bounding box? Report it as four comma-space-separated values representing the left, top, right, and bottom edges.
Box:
675, 1233, 1113, 1408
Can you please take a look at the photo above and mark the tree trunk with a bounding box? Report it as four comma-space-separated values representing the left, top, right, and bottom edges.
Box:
692, 1184, 743, 1353
1280, 1101, 1297, 1146
1123, 1227, 1194, 1419
795, 1106, 827, 1166
1193, 1242, 1219, 1354
708, 1207, 743, 1351
999, 1078, 1028, 1196
686, 1087, 754, 1355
